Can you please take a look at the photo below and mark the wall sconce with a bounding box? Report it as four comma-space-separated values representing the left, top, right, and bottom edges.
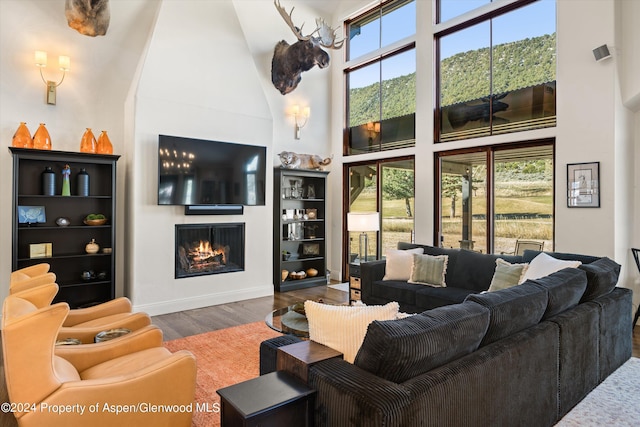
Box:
35, 51, 70, 105
292, 105, 310, 140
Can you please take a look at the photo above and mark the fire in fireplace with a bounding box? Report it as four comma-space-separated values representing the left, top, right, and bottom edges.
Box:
175, 223, 245, 279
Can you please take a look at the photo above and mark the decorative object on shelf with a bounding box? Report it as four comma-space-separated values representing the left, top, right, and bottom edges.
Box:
81, 270, 95, 280
80, 128, 97, 153
97, 271, 107, 280
55, 217, 71, 227
305, 224, 318, 239
278, 151, 332, 170
65, 0, 111, 37
18, 205, 46, 224
306, 208, 317, 219
84, 213, 107, 226
306, 268, 318, 277
12, 122, 33, 148
96, 130, 113, 154
61, 164, 71, 196
347, 211, 380, 263
35, 50, 70, 105
302, 243, 320, 257
307, 184, 315, 198
567, 162, 600, 208
281, 269, 289, 281
29, 242, 52, 258
77, 168, 90, 196
102, 247, 112, 254
85, 238, 100, 254
282, 251, 292, 261
41, 166, 56, 195
33, 123, 52, 150
290, 271, 307, 280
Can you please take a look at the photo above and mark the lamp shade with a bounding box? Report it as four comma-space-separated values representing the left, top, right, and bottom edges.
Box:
347, 212, 380, 232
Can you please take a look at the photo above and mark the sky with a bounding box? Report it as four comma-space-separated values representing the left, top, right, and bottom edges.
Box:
348, 0, 556, 89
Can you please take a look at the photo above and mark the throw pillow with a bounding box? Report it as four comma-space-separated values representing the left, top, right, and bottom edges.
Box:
383, 248, 424, 280
519, 252, 582, 283
488, 258, 529, 291
304, 300, 399, 363
408, 253, 448, 287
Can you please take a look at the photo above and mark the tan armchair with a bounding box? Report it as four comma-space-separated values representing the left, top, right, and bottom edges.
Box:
13, 283, 152, 343
10, 263, 50, 282
2, 294, 196, 427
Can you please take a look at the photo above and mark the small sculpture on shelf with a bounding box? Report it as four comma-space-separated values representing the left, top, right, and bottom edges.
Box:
278, 151, 332, 170
61, 164, 71, 196
85, 238, 99, 254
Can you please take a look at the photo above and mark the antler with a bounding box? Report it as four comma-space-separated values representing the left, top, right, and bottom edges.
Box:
314, 18, 345, 49
274, 0, 313, 42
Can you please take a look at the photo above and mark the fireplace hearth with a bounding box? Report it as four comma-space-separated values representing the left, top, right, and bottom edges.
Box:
175, 223, 245, 279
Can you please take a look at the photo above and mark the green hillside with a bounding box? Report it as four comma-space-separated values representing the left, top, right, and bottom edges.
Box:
349, 33, 556, 127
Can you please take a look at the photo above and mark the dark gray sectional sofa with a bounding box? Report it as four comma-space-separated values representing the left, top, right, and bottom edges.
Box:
261, 245, 632, 426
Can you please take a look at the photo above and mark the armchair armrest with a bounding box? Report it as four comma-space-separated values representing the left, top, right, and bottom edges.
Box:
308, 358, 411, 426
63, 297, 133, 326
360, 259, 387, 301
55, 325, 164, 372
10, 263, 50, 282
10, 273, 57, 294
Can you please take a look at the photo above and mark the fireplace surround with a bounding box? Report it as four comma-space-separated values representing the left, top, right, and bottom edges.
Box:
175, 223, 245, 279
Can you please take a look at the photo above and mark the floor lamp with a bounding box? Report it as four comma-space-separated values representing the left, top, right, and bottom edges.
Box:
347, 212, 380, 263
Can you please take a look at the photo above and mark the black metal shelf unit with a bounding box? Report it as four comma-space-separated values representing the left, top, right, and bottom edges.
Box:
10, 147, 120, 308
273, 168, 329, 292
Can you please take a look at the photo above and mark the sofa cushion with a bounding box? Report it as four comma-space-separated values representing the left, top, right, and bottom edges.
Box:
383, 248, 424, 280
408, 253, 448, 287
447, 249, 503, 292
488, 258, 529, 292
354, 301, 489, 383
397, 243, 460, 284
520, 252, 582, 282
464, 282, 548, 346
371, 280, 417, 307
304, 300, 399, 363
522, 250, 600, 264
530, 268, 587, 318
576, 257, 621, 302
414, 286, 476, 309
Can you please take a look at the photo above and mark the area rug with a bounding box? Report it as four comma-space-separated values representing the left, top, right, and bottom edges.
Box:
556, 357, 640, 426
164, 321, 281, 427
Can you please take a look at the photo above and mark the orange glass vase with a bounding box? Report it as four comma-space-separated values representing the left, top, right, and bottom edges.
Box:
12, 122, 33, 148
96, 130, 113, 154
32, 123, 52, 150
80, 128, 97, 153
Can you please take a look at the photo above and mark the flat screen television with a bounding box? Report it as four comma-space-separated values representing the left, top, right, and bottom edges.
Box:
158, 135, 266, 206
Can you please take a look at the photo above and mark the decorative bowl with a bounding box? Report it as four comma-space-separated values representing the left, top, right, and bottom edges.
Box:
84, 218, 107, 226
290, 271, 307, 280
95, 328, 131, 343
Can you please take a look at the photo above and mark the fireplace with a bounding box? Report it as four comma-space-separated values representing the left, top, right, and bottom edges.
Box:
175, 223, 245, 279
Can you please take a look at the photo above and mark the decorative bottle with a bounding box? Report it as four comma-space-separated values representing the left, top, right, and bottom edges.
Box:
96, 130, 113, 154
12, 122, 33, 148
80, 128, 97, 153
61, 164, 71, 196
77, 168, 90, 196
41, 166, 56, 196
32, 123, 52, 150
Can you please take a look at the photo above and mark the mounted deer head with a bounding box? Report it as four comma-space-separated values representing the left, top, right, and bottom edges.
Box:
271, 0, 344, 95
65, 0, 110, 37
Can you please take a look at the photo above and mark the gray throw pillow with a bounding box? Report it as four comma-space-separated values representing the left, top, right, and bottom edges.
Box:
408, 253, 448, 287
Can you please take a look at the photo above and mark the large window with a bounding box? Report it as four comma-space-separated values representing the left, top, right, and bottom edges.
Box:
345, 0, 416, 155
436, 0, 556, 142
344, 158, 415, 272
436, 141, 554, 254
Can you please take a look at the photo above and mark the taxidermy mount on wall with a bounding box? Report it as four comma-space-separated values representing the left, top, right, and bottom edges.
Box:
278, 151, 332, 170
271, 0, 344, 95
65, 0, 110, 37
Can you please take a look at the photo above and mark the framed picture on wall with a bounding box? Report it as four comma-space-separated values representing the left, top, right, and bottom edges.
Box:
567, 162, 600, 208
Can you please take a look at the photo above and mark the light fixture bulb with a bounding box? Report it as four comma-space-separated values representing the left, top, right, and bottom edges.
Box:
35, 51, 47, 67
58, 56, 70, 71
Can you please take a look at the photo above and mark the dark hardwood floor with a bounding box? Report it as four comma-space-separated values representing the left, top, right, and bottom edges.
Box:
152, 283, 349, 340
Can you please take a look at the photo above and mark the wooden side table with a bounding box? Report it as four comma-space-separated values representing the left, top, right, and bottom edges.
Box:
217, 371, 315, 427
277, 340, 343, 383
